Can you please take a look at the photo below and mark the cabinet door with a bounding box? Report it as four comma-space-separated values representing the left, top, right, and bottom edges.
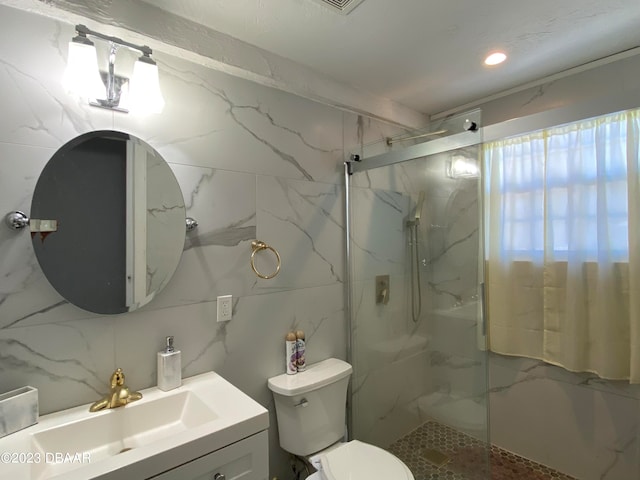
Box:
149, 430, 268, 480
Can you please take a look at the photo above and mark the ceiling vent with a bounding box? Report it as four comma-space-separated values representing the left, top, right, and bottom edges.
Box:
310, 0, 366, 15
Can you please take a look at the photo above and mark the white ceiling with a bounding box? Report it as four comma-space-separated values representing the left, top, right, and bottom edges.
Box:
142, 0, 640, 116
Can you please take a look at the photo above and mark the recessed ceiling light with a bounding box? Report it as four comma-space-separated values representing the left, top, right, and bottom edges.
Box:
484, 52, 507, 66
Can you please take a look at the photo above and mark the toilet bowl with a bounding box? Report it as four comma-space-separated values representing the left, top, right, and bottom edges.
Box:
267, 358, 414, 480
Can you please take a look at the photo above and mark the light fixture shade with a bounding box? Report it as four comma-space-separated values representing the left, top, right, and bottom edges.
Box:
129, 58, 165, 114
62, 41, 105, 99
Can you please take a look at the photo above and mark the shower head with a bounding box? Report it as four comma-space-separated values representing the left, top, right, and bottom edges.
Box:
407, 191, 425, 227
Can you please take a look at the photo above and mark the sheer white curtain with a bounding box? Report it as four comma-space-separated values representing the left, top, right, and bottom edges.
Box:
484, 109, 640, 382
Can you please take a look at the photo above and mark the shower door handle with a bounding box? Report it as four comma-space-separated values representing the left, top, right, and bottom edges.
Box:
480, 283, 486, 336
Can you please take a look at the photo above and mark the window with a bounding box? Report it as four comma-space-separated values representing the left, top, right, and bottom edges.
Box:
484, 108, 640, 382
485, 111, 634, 263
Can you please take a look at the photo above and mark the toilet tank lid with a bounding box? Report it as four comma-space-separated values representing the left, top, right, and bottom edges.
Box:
268, 358, 352, 396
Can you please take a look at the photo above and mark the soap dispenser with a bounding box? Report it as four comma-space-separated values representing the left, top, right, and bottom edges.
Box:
157, 336, 181, 391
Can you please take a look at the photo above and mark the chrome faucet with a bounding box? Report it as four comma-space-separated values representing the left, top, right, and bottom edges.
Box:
89, 368, 143, 412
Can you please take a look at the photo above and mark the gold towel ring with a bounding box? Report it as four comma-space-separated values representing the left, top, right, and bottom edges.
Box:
250, 240, 281, 279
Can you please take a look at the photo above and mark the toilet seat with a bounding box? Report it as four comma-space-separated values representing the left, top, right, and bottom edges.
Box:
315, 440, 413, 480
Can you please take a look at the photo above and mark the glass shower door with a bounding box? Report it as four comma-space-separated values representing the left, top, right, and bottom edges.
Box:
347, 112, 490, 479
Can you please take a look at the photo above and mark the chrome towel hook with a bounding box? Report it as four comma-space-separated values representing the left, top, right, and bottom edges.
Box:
250, 240, 281, 279
5, 211, 58, 233
185, 217, 198, 232
5, 211, 29, 230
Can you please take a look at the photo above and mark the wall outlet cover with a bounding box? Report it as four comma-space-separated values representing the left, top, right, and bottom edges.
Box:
217, 295, 232, 322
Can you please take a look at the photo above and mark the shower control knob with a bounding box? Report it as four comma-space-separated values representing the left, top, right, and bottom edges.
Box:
213, 474, 226, 480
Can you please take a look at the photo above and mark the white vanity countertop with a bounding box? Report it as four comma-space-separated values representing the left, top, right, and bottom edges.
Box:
0, 371, 269, 480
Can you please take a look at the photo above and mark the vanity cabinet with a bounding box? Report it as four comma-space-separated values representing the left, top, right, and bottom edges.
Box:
149, 430, 268, 480
0, 372, 269, 480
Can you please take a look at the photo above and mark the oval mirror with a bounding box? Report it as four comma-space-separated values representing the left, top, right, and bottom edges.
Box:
30, 130, 186, 315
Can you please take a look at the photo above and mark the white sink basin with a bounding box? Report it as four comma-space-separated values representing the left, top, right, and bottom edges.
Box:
0, 371, 268, 480
31, 390, 218, 479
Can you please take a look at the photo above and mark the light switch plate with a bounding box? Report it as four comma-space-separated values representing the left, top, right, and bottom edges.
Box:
217, 295, 232, 322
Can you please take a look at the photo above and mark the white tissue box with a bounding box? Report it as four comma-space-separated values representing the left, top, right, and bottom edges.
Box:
0, 386, 38, 438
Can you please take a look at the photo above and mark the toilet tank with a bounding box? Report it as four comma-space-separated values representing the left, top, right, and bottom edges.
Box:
267, 358, 352, 456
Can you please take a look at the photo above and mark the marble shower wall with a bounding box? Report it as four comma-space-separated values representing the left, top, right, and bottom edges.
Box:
349, 137, 487, 448
0, 5, 403, 478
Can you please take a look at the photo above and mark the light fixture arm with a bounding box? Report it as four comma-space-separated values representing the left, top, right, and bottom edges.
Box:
106, 43, 118, 107
75, 24, 152, 57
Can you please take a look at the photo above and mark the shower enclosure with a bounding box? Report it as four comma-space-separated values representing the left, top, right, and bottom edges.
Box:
345, 110, 490, 479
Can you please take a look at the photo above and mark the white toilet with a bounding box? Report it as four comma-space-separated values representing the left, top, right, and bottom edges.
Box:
267, 358, 414, 480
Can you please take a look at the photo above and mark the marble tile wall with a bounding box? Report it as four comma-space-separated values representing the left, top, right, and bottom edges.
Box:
349, 136, 487, 448
489, 355, 640, 480
0, 5, 400, 478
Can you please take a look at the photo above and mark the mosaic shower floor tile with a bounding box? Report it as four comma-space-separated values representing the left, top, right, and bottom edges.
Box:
388, 421, 576, 480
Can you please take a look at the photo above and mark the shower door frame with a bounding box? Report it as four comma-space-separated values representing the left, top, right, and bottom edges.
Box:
343, 113, 484, 441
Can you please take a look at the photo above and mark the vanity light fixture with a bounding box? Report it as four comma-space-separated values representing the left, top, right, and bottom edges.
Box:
129, 52, 165, 114
62, 28, 105, 100
63, 24, 164, 114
